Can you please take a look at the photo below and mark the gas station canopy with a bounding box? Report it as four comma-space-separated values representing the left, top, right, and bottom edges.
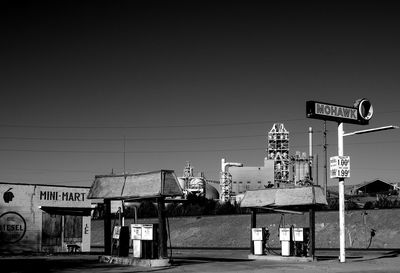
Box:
87, 170, 183, 200
39, 206, 93, 216
240, 186, 327, 208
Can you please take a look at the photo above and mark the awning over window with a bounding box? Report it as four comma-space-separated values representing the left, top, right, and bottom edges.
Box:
240, 186, 328, 208
39, 206, 93, 216
87, 170, 184, 200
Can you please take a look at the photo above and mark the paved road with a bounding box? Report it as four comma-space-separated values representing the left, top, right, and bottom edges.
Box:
1, 249, 400, 273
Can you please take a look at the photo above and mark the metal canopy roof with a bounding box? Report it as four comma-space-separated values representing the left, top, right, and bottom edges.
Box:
240, 186, 328, 208
39, 206, 93, 216
87, 170, 184, 200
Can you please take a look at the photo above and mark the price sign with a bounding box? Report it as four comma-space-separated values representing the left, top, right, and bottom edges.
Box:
330, 156, 350, 178
130, 224, 142, 240
112, 226, 121, 239
142, 224, 154, 241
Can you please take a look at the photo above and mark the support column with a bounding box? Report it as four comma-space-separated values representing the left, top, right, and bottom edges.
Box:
338, 122, 346, 263
157, 197, 168, 259
250, 208, 257, 254
309, 208, 315, 260
104, 199, 112, 255
309, 127, 313, 181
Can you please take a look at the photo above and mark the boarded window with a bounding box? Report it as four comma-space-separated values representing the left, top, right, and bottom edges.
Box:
42, 212, 62, 247
64, 215, 83, 243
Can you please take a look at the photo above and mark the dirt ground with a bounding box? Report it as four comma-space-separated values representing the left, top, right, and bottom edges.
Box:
2, 249, 400, 273
91, 208, 400, 249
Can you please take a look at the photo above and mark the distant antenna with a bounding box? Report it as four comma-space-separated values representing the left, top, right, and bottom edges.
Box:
123, 136, 126, 174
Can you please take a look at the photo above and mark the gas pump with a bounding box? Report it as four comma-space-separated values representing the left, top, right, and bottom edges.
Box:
118, 226, 130, 256
112, 225, 121, 256
251, 227, 264, 255
131, 224, 142, 258
111, 205, 130, 257
251, 227, 270, 255
292, 227, 310, 257
141, 224, 159, 259
111, 225, 130, 257
130, 223, 159, 259
279, 227, 294, 256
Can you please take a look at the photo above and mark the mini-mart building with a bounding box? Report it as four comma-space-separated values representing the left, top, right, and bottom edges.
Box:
0, 182, 92, 254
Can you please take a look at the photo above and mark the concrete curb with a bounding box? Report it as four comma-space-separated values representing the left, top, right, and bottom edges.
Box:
248, 254, 314, 262
99, 255, 171, 267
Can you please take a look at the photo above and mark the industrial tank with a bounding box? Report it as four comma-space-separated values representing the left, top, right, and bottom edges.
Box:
205, 183, 219, 200
189, 177, 206, 192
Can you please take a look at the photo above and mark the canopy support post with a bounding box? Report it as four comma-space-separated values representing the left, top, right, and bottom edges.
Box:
250, 208, 257, 254
157, 197, 168, 259
104, 199, 112, 255
309, 208, 315, 260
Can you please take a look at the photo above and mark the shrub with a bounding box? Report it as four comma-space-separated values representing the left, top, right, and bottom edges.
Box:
363, 201, 374, 210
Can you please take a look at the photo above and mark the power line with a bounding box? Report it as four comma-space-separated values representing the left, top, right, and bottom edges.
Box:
0, 178, 92, 185
0, 109, 398, 130
0, 147, 263, 154
0, 130, 321, 142
0, 167, 99, 174
0, 148, 121, 154
0, 140, 397, 154
0, 118, 306, 129
0, 141, 395, 154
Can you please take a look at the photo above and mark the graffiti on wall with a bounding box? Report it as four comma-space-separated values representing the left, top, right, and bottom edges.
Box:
3, 188, 15, 203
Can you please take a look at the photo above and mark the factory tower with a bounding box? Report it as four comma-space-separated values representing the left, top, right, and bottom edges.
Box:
267, 123, 290, 185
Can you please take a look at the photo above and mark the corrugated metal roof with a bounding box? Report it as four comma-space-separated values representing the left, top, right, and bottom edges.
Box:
351, 179, 394, 192
240, 186, 327, 208
87, 170, 183, 200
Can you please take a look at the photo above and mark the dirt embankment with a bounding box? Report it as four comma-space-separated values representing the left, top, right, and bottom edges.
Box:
91, 208, 400, 249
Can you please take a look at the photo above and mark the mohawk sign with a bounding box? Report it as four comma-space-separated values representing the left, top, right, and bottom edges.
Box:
306, 99, 373, 125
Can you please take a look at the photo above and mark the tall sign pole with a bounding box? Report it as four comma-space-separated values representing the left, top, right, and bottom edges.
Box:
306, 98, 373, 263
309, 127, 313, 181
324, 121, 328, 197
338, 122, 345, 262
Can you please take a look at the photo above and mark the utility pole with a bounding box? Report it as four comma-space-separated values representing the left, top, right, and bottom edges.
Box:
338, 122, 345, 262
308, 127, 313, 182
123, 136, 126, 175
324, 121, 328, 197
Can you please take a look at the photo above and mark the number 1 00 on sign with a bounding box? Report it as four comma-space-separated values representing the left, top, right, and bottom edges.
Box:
330, 156, 350, 178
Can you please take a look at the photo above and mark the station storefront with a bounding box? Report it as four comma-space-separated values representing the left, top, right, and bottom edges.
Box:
0, 182, 92, 254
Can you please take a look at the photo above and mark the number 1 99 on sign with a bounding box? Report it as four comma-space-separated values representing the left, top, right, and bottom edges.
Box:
330, 156, 351, 178
338, 169, 350, 178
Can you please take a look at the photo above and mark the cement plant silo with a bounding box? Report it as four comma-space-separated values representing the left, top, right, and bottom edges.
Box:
205, 183, 219, 200
188, 177, 206, 195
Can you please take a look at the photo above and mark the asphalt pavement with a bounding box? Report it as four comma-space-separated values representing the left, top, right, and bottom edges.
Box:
1, 249, 400, 273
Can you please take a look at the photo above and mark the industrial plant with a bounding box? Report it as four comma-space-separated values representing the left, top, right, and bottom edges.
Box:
218, 123, 314, 204
177, 161, 219, 200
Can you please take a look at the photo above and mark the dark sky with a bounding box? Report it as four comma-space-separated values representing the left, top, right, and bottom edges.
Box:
1, 1, 400, 187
